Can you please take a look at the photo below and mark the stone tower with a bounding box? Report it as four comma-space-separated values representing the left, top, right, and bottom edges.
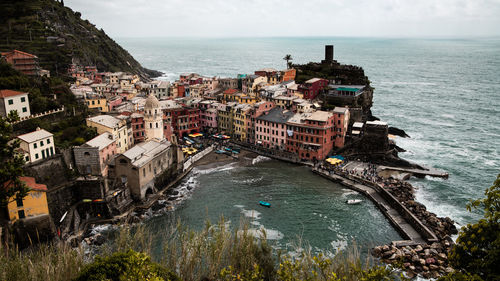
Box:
322, 45, 334, 64
144, 93, 164, 141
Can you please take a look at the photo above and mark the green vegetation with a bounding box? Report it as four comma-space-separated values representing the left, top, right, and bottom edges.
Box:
439, 174, 500, 281
0, 112, 29, 209
0, 219, 403, 281
74, 250, 180, 281
283, 54, 293, 69
293, 62, 369, 85
0, 0, 160, 77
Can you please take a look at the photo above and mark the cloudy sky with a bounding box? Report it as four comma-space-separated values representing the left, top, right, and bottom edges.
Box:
65, 0, 500, 38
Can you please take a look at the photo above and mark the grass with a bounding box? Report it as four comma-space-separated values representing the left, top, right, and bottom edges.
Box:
0, 217, 401, 280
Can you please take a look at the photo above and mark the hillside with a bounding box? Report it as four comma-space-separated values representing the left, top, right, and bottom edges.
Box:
0, 0, 161, 79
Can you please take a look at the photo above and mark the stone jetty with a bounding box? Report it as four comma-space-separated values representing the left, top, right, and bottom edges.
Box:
313, 167, 457, 279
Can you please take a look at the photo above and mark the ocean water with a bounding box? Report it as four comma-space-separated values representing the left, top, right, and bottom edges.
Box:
117, 37, 500, 248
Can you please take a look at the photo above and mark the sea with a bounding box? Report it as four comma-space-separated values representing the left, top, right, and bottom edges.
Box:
114, 37, 500, 255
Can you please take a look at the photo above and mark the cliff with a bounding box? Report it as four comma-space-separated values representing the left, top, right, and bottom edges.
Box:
0, 0, 161, 79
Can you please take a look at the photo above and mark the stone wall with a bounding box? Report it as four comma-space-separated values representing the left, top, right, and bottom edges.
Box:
23, 154, 71, 189
73, 146, 101, 175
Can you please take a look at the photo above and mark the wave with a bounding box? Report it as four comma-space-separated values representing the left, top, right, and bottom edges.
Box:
252, 155, 271, 165
231, 176, 264, 185
193, 162, 238, 175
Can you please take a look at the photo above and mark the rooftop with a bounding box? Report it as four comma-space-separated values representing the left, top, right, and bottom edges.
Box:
84, 132, 115, 150
305, 78, 326, 84
307, 111, 333, 122
257, 107, 294, 124
87, 115, 123, 128
0, 89, 27, 98
122, 140, 171, 168
17, 128, 53, 143
332, 107, 349, 114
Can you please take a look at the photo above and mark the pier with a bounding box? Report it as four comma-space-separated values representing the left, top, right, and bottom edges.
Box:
312, 168, 438, 246
378, 165, 449, 178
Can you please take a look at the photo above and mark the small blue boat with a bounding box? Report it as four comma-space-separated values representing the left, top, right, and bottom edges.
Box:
259, 201, 271, 208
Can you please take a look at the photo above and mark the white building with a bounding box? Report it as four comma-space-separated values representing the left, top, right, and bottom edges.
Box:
17, 128, 55, 163
86, 115, 130, 153
0, 90, 31, 118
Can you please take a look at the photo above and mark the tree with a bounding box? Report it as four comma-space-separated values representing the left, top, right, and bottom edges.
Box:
0, 112, 29, 213
283, 54, 293, 69
446, 174, 500, 281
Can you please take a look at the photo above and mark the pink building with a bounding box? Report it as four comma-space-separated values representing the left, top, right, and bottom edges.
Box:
332, 107, 350, 148
108, 96, 123, 111
199, 100, 219, 131
255, 107, 294, 149
131, 113, 145, 143
246, 101, 275, 144
74, 132, 117, 177
299, 78, 328, 99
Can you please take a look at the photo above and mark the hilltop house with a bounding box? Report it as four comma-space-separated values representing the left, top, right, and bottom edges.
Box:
0, 90, 31, 118
17, 128, 55, 164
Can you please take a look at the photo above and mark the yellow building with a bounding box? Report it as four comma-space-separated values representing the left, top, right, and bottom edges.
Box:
232, 104, 252, 142
6, 177, 49, 222
86, 115, 131, 153
238, 95, 258, 105
85, 94, 108, 112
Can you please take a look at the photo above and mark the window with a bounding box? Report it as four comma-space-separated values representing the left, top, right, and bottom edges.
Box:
40, 140, 44, 147
18, 210, 25, 219
47, 138, 50, 144
42, 150, 45, 158
34, 143, 37, 149
25, 156, 29, 162
16, 197, 23, 207
21, 97, 26, 102
35, 153, 39, 159
22, 107, 27, 112
50, 147, 54, 155
143, 168, 146, 177
8, 99, 13, 105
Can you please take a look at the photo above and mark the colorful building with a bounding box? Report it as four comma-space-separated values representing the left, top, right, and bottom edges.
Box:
332, 107, 350, 148
85, 93, 108, 112
1, 50, 40, 76
87, 115, 130, 153
232, 104, 252, 142
281, 68, 296, 82
73, 132, 117, 177
299, 78, 328, 99
286, 111, 336, 161
5, 177, 49, 222
131, 113, 145, 143
255, 107, 294, 149
245, 101, 275, 144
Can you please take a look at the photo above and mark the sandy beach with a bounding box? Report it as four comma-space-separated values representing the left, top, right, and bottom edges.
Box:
193, 149, 259, 169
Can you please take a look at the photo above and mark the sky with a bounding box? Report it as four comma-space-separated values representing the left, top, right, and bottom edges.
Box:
65, 0, 500, 38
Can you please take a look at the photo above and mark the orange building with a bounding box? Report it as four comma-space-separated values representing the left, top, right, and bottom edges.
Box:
281, 68, 296, 82
1, 50, 40, 76
5, 177, 50, 222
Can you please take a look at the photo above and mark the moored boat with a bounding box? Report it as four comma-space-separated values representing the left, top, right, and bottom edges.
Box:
346, 199, 362, 205
259, 201, 271, 207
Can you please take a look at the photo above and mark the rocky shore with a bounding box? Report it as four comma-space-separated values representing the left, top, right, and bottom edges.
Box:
373, 178, 458, 279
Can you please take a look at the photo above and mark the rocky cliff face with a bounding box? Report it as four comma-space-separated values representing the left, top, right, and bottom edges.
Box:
0, 0, 161, 79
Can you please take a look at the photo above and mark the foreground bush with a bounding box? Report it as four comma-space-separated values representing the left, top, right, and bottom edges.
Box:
1, 218, 401, 281
74, 249, 180, 281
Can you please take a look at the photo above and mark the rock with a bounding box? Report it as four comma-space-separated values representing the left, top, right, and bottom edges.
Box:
419, 259, 426, 266
426, 258, 436, 265
432, 271, 441, 279
424, 249, 430, 256
438, 253, 448, 260
389, 253, 397, 260
445, 267, 454, 273
412, 255, 420, 262
382, 245, 390, 252
415, 245, 423, 252
429, 248, 439, 255
430, 264, 439, 270
423, 266, 429, 271
373, 246, 383, 256
431, 242, 441, 249
403, 262, 411, 268
423, 271, 431, 279
409, 265, 416, 271
406, 271, 415, 279
382, 250, 393, 258
93, 234, 105, 246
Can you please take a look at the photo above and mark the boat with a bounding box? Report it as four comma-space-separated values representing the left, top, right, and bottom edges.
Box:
215, 150, 226, 154
346, 199, 363, 205
259, 201, 271, 207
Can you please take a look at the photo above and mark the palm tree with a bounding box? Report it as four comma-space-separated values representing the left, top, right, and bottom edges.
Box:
283, 54, 292, 69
